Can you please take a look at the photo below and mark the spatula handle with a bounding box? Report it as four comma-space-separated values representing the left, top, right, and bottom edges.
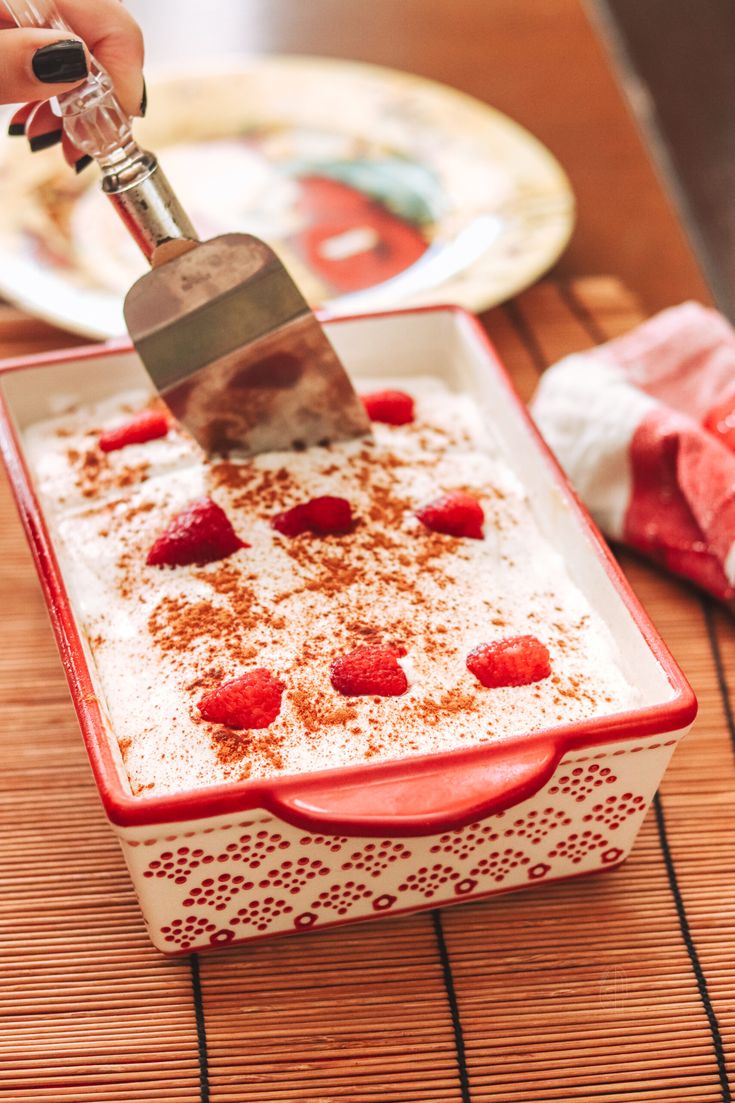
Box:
6, 0, 137, 165
5, 0, 198, 260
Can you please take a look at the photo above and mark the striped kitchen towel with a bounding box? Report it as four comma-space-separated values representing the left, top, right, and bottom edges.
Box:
531, 302, 735, 601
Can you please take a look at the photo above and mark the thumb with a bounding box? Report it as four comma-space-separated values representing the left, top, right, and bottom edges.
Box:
0, 28, 89, 105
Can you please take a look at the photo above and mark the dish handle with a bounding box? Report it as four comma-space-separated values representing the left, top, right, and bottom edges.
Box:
265, 739, 562, 838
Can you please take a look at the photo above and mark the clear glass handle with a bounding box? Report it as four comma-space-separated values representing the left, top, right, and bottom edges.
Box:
4, 0, 141, 169
4, 0, 197, 258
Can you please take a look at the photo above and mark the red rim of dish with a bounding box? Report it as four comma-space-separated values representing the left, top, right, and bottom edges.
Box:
0, 305, 697, 834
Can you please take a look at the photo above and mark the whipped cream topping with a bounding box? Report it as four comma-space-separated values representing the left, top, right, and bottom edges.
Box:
26, 380, 640, 796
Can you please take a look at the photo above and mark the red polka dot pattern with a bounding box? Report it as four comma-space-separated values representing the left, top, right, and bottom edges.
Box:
138, 741, 668, 952
548, 830, 609, 864
232, 897, 294, 932
341, 841, 411, 877
312, 881, 373, 916
398, 864, 460, 899
548, 764, 617, 802
160, 915, 217, 950
470, 848, 531, 884
582, 793, 646, 830
429, 823, 499, 860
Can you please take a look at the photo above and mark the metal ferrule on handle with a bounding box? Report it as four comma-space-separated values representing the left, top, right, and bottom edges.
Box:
4, 0, 197, 259
101, 153, 196, 260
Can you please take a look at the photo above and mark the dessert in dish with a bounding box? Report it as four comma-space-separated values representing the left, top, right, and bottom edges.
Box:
24, 379, 640, 797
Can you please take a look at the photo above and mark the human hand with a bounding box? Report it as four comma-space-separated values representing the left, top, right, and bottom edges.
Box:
1, 0, 145, 171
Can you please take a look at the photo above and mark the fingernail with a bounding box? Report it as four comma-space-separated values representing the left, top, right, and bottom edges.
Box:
139, 76, 147, 117
74, 153, 93, 174
32, 39, 88, 84
29, 128, 62, 152
8, 103, 33, 137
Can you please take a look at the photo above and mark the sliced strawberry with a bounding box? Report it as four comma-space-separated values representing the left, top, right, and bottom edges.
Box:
99, 409, 169, 452
361, 389, 415, 426
272, 503, 311, 536
416, 491, 484, 539
198, 669, 284, 729
330, 644, 408, 697
467, 635, 551, 688
147, 498, 247, 567
306, 496, 354, 533
272, 495, 353, 536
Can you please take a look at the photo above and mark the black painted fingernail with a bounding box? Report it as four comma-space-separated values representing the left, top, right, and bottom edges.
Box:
8, 122, 25, 136
32, 39, 87, 84
139, 76, 147, 117
29, 128, 62, 152
74, 154, 93, 174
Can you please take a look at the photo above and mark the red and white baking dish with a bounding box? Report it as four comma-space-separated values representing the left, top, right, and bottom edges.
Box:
0, 306, 696, 954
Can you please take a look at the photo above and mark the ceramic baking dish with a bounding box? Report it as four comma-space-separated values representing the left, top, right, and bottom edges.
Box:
0, 306, 696, 954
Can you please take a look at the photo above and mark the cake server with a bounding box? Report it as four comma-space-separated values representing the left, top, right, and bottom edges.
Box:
7, 0, 372, 456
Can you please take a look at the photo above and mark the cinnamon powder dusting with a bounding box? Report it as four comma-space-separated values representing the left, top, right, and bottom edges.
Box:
65, 445, 152, 500
211, 727, 284, 773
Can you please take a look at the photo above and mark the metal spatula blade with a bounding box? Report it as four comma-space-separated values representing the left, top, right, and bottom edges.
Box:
123, 234, 372, 456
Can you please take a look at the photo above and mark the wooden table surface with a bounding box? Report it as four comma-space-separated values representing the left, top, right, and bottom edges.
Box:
1, 2, 728, 1101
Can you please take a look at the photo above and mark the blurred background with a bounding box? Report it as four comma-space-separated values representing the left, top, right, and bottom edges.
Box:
125, 0, 264, 65
0, 0, 726, 332
126, 0, 735, 319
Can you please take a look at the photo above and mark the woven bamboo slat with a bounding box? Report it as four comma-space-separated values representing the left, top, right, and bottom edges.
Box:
1, 277, 733, 1102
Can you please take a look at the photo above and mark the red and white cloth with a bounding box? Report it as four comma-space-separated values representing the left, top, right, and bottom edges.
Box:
531, 302, 735, 602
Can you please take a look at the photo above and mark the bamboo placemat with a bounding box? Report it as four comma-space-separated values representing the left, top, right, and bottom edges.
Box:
2, 277, 734, 1103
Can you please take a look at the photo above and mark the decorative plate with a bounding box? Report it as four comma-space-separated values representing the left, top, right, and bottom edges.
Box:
0, 55, 574, 338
